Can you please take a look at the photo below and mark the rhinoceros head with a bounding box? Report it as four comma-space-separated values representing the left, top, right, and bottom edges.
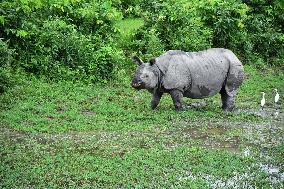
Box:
131, 56, 158, 90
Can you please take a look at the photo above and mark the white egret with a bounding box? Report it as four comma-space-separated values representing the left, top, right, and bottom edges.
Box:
274, 111, 279, 119
261, 92, 265, 110
274, 89, 279, 104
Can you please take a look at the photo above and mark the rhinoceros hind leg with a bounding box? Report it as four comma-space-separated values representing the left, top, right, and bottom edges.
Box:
220, 87, 235, 111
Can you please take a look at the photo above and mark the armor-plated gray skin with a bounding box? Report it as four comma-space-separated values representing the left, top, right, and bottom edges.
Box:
131, 48, 245, 111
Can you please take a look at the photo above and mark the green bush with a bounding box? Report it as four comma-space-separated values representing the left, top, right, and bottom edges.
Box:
199, 0, 249, 51
0, 0, 283, 87
129, 0, 284, 66
0, 39, 16, 93
131, 28, 165, 60
141, 0, 213, 52
0, 0, 124, 82
130, 0, 213, 62
13, 18, 123, 82
244, 0, 284, 65
199, 0, 284, 65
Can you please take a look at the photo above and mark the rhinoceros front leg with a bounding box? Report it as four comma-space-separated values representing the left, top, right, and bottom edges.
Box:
151, 91, 163, 110
169, 89, 183, 111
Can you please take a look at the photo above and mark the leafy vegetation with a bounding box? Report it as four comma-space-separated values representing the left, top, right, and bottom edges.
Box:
1, 0, 124, 82
0, 0, 283, 188
0, 39, 21, 94
1, 0, 283, 85
130, 0, 284, 65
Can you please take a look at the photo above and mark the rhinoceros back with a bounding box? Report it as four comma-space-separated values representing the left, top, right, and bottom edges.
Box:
156, 48, 237, 98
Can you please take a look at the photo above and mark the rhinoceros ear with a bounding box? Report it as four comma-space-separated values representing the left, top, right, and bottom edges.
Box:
149, 58, 156, 66
132, 56, 144, 66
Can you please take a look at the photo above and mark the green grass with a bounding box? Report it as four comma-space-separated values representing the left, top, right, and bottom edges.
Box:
0, 64, 283, 133
0, 65, 283, 188
115, 18, 144, 39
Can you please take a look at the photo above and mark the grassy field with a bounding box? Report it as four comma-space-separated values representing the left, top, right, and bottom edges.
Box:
0, 18, 284, 188
0, 65, 283, 188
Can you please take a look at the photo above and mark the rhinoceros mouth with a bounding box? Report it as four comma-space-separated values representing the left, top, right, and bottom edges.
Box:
131, 82, 144, 89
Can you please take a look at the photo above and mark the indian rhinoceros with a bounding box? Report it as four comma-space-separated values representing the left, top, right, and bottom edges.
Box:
131, 48, 245, 111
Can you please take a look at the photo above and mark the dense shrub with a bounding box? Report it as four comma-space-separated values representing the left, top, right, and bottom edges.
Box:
14, 18, 123, 82
137, 0, 212, 53
0, 0, 124, 82
0, 40, 16, 93
199, 0, 284, 64
0, 0, 283, 89
130, 0, 284, 65
244, 0, 284, 64
198, 1, 249, 51
131, 28, 165, 60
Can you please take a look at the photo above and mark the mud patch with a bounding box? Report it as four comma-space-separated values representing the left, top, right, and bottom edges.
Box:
180, 126, 240, 152
185, 101, 207, 109
206, 127, 227, 135
81, 110, 96, 116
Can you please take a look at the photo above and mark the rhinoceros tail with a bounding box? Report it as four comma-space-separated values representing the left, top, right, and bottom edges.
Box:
224, 50, 245, 97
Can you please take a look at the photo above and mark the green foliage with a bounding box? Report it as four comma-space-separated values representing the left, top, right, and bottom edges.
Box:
199, 0, 249, 52
0, 40, 14, 67
0, 0, 124, 82
199, 0, 284, 65
131, 28, 165, 60
0, 40, 15, 93
18, 18, 123, 82
1, 0, 283, 84
132, 0, 212, 56
243, 0, 284, 64
128, 0, 284, 66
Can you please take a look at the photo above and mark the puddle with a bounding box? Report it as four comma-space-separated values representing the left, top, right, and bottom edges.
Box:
182, 126, 227, 138
178, 111, 283, 153
235, 107, 283, 120
178, 171, 253, 189
260, 163, 284, 184
200, 139, 240, 153
241, 122, 284, 147
260, 164, 281, 175
185, 102, 207, 109
182, 127, 208, 139
0, 127, 28, 143
178, 168, 284, 189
